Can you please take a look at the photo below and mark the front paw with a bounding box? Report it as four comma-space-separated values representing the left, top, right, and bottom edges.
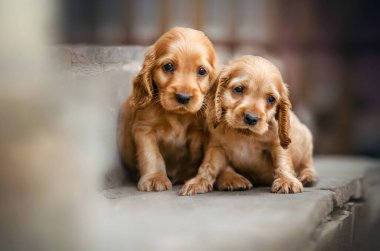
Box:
138, 173, 172, 192
179, 177, 213, 196
217, 173, 252, 191
272, 176, 303, 194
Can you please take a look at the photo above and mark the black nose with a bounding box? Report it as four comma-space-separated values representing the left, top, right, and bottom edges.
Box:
176, 93, 192, 104
244, 113, 259, 126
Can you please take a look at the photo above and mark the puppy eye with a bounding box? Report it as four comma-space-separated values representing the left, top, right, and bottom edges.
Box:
268, 95, 276, 104
233, 86, 244, 94
163, 63, 175, 72
198, 67, 207, 76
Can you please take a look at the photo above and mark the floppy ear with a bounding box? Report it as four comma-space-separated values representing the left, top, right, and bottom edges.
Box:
276, 83, 292, 149
130, 46, 156, 109
208, 71, 228, 128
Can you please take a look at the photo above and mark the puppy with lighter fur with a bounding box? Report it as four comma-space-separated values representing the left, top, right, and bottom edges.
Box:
118, 27, 217, 191
180, 55, 317, 195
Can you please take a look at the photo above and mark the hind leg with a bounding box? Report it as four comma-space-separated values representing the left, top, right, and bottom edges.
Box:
297, 128, 317, 186
298, 159, 317, 186
216, 166, 252, 191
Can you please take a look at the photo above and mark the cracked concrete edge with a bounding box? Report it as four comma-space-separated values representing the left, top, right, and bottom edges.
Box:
320, 164, 380, 208
264, 190, 337, 251
318, 179, 362, 208
305, 163, 380, 251
305, 204, 355, 251
312, 157, 380, 208
305, 174, 380, 251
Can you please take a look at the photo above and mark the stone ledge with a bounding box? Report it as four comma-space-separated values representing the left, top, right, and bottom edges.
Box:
103, 187, 335, 251
102, 157, 380, 251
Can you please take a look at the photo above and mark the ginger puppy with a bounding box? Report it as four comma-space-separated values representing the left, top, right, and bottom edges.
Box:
118, 27, 217, 192
180, 55, 317, 195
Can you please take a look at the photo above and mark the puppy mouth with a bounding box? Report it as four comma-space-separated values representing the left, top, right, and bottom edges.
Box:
171, 106, 194, 114
235, 125, 267, 136
235, 128, 255, 136
164, 102, 201, 114
226, 118, 268, 135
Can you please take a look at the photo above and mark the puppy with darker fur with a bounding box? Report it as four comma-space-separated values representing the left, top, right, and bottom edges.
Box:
118, 27, 217, 191
180, 55, 317, 195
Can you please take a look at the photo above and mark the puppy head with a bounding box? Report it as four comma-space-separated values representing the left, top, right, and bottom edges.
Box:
212, 55, 292, 148
131, 27, 217, 114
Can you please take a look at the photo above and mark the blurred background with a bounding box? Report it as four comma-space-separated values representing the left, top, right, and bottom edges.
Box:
1, 1, 380, 251
61, 0, 380, 157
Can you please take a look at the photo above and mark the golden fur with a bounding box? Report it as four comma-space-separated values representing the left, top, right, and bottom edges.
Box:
118, 27, 217, 191
180, 55, 317, 195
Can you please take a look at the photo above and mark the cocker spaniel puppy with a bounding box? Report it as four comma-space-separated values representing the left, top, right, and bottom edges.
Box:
118, 27, 217, 192
180, 55, 317, 195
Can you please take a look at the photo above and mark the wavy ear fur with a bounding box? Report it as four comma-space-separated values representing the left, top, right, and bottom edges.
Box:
276, 83, 292, 149
207, 71, 228, 128
130, 46, 156, 109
